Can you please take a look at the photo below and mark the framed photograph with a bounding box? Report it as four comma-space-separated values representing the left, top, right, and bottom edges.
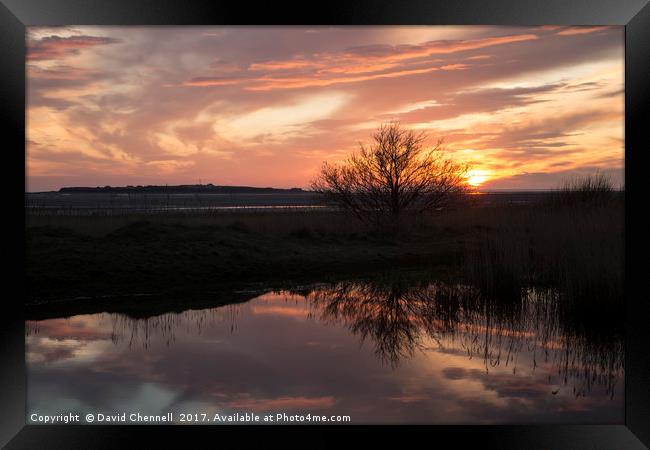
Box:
3, 0, 649, 448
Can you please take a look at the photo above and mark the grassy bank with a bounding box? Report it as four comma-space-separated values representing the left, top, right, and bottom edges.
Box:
26, 210, 464, 303
26, 192, 623, 318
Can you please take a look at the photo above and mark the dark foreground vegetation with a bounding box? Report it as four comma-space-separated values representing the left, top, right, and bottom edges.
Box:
27, 208, 462, 303
27, 176, 623, 324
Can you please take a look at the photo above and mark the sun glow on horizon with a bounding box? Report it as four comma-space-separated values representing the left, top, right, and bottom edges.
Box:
465, 169, 490, 188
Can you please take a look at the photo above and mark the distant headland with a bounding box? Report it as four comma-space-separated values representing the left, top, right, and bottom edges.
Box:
57, 184, 306, 194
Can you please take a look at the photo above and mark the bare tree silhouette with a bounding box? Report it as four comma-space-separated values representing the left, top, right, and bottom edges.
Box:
311, 122, 468, 228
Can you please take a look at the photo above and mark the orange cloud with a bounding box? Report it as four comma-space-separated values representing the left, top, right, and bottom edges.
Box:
557, 26, 611, 36
249, 60, 324, 71
440, 64, 469, 71
183, 33, 537, 92
246, 66, 444, 91
371, 33, 538, 60
182, 77, 242, 87
324, 33, 538, 70
319, 62, 401, 75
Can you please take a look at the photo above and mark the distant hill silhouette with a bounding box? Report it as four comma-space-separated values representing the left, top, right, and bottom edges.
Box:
58, 184, 306, 194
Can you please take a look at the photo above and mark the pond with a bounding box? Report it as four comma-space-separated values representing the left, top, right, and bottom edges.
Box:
26, 280, 624, 424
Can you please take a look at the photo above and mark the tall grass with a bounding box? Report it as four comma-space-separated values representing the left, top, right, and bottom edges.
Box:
304, 278, 622, 395
462, 175, 624, 338
546, 172, 617, 208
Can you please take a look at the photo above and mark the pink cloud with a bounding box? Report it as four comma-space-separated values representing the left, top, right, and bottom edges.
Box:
250, 305, 308, 317
183, 33, 537, 91
226, 395, 337, 411
28, 35, 121, 61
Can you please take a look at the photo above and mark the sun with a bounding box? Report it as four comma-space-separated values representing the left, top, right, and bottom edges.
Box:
465, 169, 490, 188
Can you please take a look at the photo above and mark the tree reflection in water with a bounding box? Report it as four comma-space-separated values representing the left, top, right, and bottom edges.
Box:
88, 277, 623, 399
305, 280, 623, 398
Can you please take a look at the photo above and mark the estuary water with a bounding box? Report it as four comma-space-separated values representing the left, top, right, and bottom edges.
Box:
26, 281, 624, 424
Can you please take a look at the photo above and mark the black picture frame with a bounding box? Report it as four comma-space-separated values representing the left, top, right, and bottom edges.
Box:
3, 0, 649, 448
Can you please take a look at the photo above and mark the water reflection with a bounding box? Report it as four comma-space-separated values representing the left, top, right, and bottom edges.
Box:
26, 279, 624, 424
305, 282, 623, 398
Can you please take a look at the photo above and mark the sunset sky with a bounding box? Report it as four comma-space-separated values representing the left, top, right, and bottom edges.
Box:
26, 26, 624, 192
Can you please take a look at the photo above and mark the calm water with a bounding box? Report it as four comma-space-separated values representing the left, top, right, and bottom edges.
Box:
26, 281, 624, 424
24, 191, 559, 215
